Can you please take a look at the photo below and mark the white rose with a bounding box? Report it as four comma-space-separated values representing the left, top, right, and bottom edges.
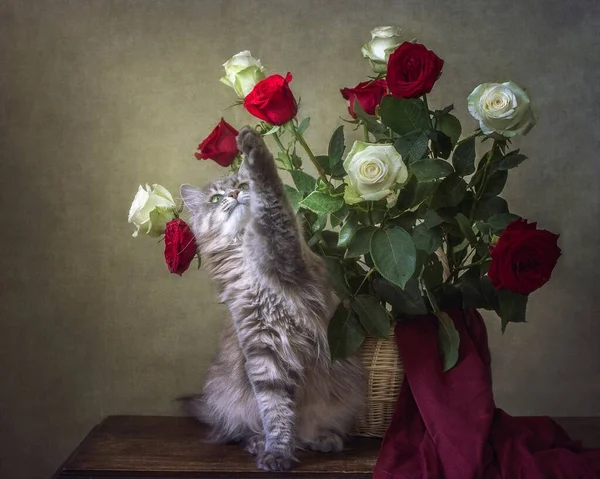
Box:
467, 81, 536, 137
128, 184, 177, 237
219, 51, 266, 98
343, 141, 408, 204
361, 26, 404, 73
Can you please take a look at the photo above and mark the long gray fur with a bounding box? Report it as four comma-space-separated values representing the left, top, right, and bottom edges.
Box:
180, 127, 365, 472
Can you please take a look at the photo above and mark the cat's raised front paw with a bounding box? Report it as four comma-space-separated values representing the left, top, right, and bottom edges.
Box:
236, 127, 266, 159
256, 450, 295, 472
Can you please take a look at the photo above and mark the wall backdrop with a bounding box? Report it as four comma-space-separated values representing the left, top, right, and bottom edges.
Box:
1, 0, 599, 477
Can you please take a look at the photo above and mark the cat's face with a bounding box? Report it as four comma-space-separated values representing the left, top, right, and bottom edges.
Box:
181, 171, 252, 243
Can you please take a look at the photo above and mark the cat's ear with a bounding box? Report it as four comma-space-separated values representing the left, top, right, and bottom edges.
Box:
180, 184, 204, 212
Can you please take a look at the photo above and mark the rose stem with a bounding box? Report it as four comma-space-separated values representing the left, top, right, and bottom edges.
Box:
363, 123, 370, 142
469, 140, 498, 220
422, 94, 435, 132
290, 124, 330, 184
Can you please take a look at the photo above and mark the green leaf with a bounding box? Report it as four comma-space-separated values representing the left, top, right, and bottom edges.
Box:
495, 150, 527, 171
496, 289, 528, 333
328, 125, 345, 167
480, 170, 508, 198
387, 211, 418, 232
370, 227, 417, 289
395, 175, 418, 210
297, 117, 310, 135
311, 212, 328, 234
327, 306, 366, 360
394, 131, 430, 163
353, 99, 388, 135
330, 204, 349, 228
460, 276, 498, 310
476, 213, 520, 235
380, 97, 430, 135
429, 130, 453, 160
283, 185, 303, 213
431, 173, 467, 209
300, 191, 344, 214
422, 254, 444, 289
473, 196, 509, 220
290, 170, 317, 194
351, 295, 390, 339
422, 210, 444, 229
277, 152, 293, 170
346, 226, 377, 258
410, 159, 454, 182
455, 213, 477, 244
372, 277, 428, 316
338, 213, 359, 247
436, 311, 460, 372
437, 113, 462, 146
323, 256, 350, 298
452, 137, 476, 176
413, 181, 439, 207
412, 224, 442, 254
315, 155, 332, 175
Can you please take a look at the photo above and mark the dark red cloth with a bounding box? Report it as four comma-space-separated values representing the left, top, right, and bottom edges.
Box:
374, 309, 600, 479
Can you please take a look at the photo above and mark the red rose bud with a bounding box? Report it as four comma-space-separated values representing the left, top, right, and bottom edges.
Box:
195, 118, 239, 167
163, 219, 198, 276
488, 219, 561, 295
340, 79, 387, 118
386, 42, 444, 99
243, 73, 298, 126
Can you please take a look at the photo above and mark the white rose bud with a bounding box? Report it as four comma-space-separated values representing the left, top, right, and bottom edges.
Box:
361, 26, 404, 73
128, 184, 177, 238
467, 81, 536, 137
343, 141, 408, 204
220, 50, 266, 98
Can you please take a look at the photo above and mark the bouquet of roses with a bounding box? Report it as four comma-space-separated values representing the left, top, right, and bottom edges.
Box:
128, 26, 561, 370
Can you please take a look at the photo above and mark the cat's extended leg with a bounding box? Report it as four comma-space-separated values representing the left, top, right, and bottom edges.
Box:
236, 127, 306, 283
243, 339, 300, 471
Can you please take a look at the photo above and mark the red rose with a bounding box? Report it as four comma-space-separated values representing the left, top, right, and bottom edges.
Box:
488, 219, 561, 295
243, 73, 298, 126
386, 42, 444, 99
195, 118, 239, 167
164, 219, 198, 276
340, 79, 387, 118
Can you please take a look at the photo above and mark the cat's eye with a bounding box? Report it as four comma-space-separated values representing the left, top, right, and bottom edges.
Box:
210, 194, 223, 204
238, 182, 249, 191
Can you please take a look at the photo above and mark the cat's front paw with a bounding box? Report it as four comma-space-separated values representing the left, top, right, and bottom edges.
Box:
236, 127, 266, 160
256, 450, 296, 472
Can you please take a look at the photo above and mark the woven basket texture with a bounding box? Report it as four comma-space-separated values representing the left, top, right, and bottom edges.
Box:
354, 328, 404, 437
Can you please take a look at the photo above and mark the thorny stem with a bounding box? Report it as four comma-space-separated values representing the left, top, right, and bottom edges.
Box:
290, 124, 329, 184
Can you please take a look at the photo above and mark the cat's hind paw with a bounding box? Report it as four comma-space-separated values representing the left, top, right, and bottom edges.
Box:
305, 432, 344, 453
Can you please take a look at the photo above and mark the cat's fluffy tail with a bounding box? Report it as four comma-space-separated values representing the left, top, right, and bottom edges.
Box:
177, 394, 209, 422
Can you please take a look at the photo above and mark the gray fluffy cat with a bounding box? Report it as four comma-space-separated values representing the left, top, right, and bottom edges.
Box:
180, 127, 365, 471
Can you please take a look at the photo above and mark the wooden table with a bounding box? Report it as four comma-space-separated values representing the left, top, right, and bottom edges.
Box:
53, 416, 600, 479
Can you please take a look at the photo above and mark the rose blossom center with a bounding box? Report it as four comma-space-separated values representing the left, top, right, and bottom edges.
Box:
358, 158, 388, 184
481, 86, 517, 119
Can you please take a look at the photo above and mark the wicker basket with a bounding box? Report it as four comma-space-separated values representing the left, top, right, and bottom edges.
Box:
354, 328, 404, 437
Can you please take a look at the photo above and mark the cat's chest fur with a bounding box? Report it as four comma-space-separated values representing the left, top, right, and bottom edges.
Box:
206, 242, 333, 348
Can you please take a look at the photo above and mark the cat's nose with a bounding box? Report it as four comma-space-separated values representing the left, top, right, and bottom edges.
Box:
229, 190, 239, 200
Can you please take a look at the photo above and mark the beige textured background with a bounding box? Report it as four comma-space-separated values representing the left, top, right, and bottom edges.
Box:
1, 0, 599, 477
